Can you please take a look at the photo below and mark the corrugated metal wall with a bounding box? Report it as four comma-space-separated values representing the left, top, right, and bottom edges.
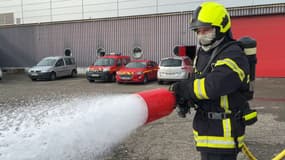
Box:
229, 3, 285, 16
0, 25, 37, 67
0, 3, 284, 68
0, 13, 194, 67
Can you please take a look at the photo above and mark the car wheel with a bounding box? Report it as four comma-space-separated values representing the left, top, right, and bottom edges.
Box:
50, 72, 56, 81
111, 74, 116, 82
158, 80, 163, 84
88, 79, 95, 83
143, 75, 148, 84
71, 70, 77, 77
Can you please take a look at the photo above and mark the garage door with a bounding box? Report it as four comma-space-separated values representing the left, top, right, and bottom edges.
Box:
231, 15, 285, 77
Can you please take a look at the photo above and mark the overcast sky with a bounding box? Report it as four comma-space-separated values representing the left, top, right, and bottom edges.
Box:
0, 0, 283, 24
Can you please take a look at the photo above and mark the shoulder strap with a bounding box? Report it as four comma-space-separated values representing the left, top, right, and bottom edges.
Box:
200, 41, 239, 76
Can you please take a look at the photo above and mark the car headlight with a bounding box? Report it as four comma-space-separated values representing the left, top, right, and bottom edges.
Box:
103, 67, 110, 72
41, 70, 49, 73
29, 70, 36, 73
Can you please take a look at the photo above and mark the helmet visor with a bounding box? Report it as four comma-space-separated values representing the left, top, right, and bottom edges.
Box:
190, 20, 212, 30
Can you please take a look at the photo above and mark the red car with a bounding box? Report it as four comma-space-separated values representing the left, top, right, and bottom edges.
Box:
86, 53, 130, 82
116, 60, 158, 84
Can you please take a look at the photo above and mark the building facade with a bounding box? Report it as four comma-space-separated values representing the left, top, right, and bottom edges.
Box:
0, 3, 284, 77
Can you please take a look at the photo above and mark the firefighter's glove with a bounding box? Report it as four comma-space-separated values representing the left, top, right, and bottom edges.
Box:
169, 82, 192, 118
169, 81, 192, 106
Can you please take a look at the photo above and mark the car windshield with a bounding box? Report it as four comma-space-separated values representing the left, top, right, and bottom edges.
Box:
125, 62, 146, 68
160, 59, 182, 67
94, 58, 115, 66
37, 58, 57, 66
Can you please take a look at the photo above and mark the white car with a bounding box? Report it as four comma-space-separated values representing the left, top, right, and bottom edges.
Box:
157, 56, 193, 84
0, 68, 2, 80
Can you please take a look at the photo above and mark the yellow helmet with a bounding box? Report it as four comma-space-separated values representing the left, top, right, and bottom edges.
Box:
190, 2, 231, 34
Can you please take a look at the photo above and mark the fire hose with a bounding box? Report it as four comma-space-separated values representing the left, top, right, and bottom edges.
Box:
272, 149, 285, 160
242, 143, 257, 160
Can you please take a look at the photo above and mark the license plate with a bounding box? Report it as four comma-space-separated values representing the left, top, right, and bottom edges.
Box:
31, 73, 38, 76
91, 74, 99, 77
121, 77, 131, 80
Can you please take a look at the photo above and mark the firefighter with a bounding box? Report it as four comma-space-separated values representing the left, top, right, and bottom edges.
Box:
170, 2, 251, 160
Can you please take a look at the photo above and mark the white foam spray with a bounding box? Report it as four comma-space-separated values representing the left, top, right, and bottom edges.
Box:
0, 94, 148, 160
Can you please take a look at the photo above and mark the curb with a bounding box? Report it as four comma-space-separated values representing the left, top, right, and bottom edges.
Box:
1, 67, 87, 77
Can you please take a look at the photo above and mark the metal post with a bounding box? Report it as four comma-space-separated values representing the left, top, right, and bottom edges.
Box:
21, 0, 24, 23
82, 0, 84, 19
156, 0, 158, 13
117, 0, 119, 16
50, 0, 53, 22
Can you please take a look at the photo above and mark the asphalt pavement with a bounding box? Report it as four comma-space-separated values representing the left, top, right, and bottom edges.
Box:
0, 73, 284, 160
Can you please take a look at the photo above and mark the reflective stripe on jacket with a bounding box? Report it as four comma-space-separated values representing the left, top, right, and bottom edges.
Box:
193, 130, 244, 149
189, 39, 250, 154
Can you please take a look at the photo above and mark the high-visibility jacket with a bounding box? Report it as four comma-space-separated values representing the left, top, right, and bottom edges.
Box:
185, 38, 250, 154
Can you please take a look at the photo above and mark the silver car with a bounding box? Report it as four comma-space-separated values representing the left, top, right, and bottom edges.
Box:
157, 56, 193, 84
28, 56, 77, 81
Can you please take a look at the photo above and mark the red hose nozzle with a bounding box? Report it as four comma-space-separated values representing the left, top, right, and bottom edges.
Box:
136, 88, 176, 124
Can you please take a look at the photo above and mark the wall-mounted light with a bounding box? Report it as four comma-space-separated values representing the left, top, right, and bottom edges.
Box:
64, 48, 72, 56
97, 48, 105, 57
132, 47, 143, 59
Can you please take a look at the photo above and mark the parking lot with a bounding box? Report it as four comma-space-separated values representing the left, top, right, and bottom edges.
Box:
0, 72, 285, 160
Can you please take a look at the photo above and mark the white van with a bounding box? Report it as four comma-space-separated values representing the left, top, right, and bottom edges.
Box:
157, 56, 193, 84
27, 56, 77, 81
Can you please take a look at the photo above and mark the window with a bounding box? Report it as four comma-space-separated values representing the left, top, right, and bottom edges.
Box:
160, 59, 182, 67
94, 58, 114, 66
122, 58, 129, 65
126, 62, 146, 68
64, 58, 75, 65
150, 61, 158, 67
55, 59, 64, 67
184, 58, 192, 66
37, 58, 57, 66
117, 59, 122, 66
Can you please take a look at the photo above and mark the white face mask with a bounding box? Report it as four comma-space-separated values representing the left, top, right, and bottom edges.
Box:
197, 28, 216, 46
